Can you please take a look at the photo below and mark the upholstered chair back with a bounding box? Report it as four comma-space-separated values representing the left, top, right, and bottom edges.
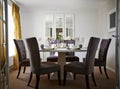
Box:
98, 39, 111, 62
26, 37, 41, 75
85, 37, 100, 74
14, 39, 27, 62
64, 39, 75, 56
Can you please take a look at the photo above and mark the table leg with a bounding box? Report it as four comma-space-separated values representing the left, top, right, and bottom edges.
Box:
50, 52, 73, 80
58, 52, 66, 80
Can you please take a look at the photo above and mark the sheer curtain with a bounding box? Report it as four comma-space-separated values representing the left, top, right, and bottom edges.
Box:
12, 2, 22, 69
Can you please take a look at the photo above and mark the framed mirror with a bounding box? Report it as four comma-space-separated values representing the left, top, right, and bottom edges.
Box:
55, 14, 64, 39
45, 14, 53, 38
45, 14, 74, 40
65, 14, 74, 39
108, 8, 116, 32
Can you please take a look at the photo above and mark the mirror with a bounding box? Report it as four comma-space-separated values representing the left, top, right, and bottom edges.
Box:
45, 14, 74, 40
65, 14, 74, 39
45, 15, 53, 38
55, 14, 64, 39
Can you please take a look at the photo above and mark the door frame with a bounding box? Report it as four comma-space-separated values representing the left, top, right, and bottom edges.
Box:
116, 0, 120, 89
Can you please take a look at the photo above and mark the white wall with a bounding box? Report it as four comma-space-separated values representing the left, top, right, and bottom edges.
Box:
74, 9, 98, 47
74, 9, 98, 61
20, 0, 116, 72
20, 9, 98, 61
97, 0, 116, 72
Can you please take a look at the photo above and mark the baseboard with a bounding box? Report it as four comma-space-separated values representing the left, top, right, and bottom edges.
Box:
106, 66, 115, 73
9, 65, 14, 72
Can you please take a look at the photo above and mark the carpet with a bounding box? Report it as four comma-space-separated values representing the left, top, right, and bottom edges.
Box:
9, 67, 116, 89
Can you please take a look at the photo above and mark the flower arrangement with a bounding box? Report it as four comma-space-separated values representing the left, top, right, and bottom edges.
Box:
56, 32, 63, 41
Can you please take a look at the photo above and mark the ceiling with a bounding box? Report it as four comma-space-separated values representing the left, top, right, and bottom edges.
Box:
14, 0, 109, 10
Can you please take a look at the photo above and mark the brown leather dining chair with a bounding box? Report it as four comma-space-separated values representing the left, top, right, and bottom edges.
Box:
26, 37, 61, 89
94, 38, 111, 79
14, 39, 30, 78
63, 37, 100, 89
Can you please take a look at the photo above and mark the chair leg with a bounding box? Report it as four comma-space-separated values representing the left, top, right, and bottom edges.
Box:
104, 66, 109, 79
48, 73, 50, 79
91, 73, 97, 86
99, 66, 102, 74
85, 75, 90, 89
17, 66, 21, 78
58, 71, 61, 85
35, 74, 40, 89
23, 66, 26, 73
27, 72, 33, 86
63, 71, 67, 86
73, 73, 76, 80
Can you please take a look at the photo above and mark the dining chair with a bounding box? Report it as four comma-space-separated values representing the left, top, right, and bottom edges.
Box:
47, 39, 58, 62
63, 37, 100, 89
94, 38, 111, 79
26, 37, 61, 89
14, 39, 30, 78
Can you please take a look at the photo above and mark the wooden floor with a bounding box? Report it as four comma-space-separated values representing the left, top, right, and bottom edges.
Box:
9, 67, 116, 89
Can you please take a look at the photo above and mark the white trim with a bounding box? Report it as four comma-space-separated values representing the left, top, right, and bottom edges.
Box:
106, 66, 115, 73
107, 8, 116, 32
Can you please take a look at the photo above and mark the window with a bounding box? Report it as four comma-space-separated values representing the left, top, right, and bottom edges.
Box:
8, 4, 15, 56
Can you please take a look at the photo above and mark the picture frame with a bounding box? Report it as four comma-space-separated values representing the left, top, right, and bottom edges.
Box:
108, 8, 116, 32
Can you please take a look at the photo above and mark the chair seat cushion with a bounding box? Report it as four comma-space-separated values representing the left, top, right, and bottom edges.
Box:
66, 56, 79, 62
47, 56, 58, 62
20, 58, 30, 66
94, 58, 106, 66
83, 58, 106, 66
64, 61, 86, 74
40, 62, 60, 74
47, 56, 79, 62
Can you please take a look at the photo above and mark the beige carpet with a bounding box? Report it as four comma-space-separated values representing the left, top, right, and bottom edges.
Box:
9, 67, 115, 89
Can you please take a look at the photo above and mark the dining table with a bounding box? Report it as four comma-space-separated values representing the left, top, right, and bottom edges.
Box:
40, 47, 87, 80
